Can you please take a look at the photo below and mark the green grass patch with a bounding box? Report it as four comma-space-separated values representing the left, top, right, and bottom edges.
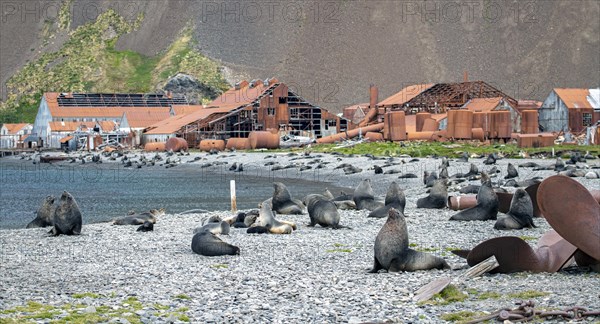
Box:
326, 248, 353, 253
440, 310, 485, 322
477, 291, 502, 300
519, 236, 537, 241
507, 290, 549, 299
72, 292, 100, 299
153, 303, 171, 311
173, 294, 191, 300
415, 246, 439, 252
421, 284, 468, 305
333, 243, 345, 247
210, 263, 229, 269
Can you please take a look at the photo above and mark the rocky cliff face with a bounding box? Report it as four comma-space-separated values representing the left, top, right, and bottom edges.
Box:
1, 0, 598, 115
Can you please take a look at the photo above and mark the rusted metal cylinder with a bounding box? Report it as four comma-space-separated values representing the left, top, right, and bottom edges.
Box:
490, 111, 512, 139
591, 190, 600, 204
407, 131, 435, 141
472, 112, 489, 136
226, 138, 251, 150
165, 137, 188, 152
248, 131, 280, 149
448, 195, 477, 211
383, 111, 407, 141
199, 139, 226, 152
359, 107, 378, 127
454, 110, 474, 139
144, 142, 166, 152
365, 132, 384, 141
416, 113, 432, 132
421, 118, 439, 132
317, 123, 384, 144
446, 110, 456, 138
471, 128, 485, 141
517, 133, 556, 148
521, 110, 539, 134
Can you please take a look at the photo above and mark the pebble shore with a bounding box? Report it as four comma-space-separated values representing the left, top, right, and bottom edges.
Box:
1, 150, 599, 323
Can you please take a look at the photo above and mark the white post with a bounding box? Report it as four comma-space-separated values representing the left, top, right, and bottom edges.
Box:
230, 180, 237, 213
552, 147, 555, 157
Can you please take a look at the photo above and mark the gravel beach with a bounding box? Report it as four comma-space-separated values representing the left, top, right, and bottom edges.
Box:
1, 150, 599, 323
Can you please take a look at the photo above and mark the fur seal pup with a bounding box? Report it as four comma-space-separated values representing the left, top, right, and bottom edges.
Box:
194, 221, 231, 235
246, 226, 270, 234
353, 179, 385, 211
483, 154, 496, 165
397, 173, 418, 179
26, 196, 55, 228
113, 209, 166, 225
368, 182, 406, 217
271, 182, 305, 215
374, 165, 383, 174
416, 180, 447, 209
191, 231, 240, 256
494, 189, 536, 230
304, 194, 348, 229
450, 177, 498, 221
504, 163, 519, 179
457, 152, 469, 162
369, 208, 449, 272
136, 221, 154, 232
252, 200, 296, 234
344, 165, 362, 174
50, 191, 82, 236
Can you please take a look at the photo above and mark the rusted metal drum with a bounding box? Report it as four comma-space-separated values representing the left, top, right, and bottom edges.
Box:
165, 137, 188, 152
226, 138, 251, 150
416, 113, 432, 132
472, 112, 489, 137
365, 132, 384, 141
421, 118, 439, 132
407, 131, 434, 141
248, 131, 280, 149
517, 133, 556, 148
521, 110, 539, 134
496, 192, 514, 214
446, 110, 456, 138
448, 195, 477, 211
144, 142, 166, 152
471, 128, 485, 141
454, 110, 473, 139
383, 111, 407, 141
318, 123, 384, 144
490, 111, 512, 139
199, 139, 226, 152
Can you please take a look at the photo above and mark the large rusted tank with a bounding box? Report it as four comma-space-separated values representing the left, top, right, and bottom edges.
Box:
521, 110, 539, 134
248, 131, 280, 149
226, 138, 251, 150
407, 131, 434, 141
490, 111, 512, 139
144, 142, 166, 152
199, 139, 226, 152
383, 111, 407, 141
421, 118, 439, 132
365, 132, 384, 141
446, 110, 456, 138
472, 112, 489, 136
517, 133, 556, 148
416, 112, 432, 132
317, 123, 384, 144
165, 137, 188, 152
454, 110, 473, 139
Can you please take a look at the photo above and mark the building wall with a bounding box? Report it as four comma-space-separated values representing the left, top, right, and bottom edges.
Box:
142, 134, 172, 144
32, 97, 53, 146
539, 91, 568, 132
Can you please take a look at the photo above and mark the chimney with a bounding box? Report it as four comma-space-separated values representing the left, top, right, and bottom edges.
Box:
235, 80, 249, 90
463, 71, 469, 82
369, 84, 378, 110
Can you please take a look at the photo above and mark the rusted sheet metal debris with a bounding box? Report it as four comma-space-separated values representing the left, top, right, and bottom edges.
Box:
465, 300, 600, 324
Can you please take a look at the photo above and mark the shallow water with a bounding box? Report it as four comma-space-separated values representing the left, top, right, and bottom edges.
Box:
0, 159, 349, 229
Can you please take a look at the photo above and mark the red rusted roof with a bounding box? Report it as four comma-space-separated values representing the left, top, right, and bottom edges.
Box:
123, 111, 172, 128
145, 107, 234, 134
59, 135, 74, 143
205, 82, 268, 108
49, 106, 171, 118
462, 97, 502, 112
377, 84, 435, 107
171, 105, 203, 115
97, 121, 117, 132
517, 100, 543, 111
3, 123, 30, 134
554, 88, 594, 109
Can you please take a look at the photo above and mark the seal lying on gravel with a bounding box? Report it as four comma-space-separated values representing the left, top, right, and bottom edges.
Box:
416, 180, 447, 209
26, 196, 55, 228
304, 194, 349, 229
194, 221, 231, 235
353, 179, 384, 211
50, 191, 82, 236
191, 231, 240, 256
136, 221, 154, 232
251, 200, 297, 234
271, 182, 305, 215
369, 208, 449, 272
113, 209, 166, 225
450, 177, 498, 221
368, 182, 406, 217
494, 189, 536, 230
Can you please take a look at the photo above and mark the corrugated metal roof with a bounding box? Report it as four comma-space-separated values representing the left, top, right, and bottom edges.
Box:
517, 100, 543, 110
59, 135, 73, 143
145, 107, 235, 134
3, 123, 30, 134
171, 105, 203, 116
124, 111, 172, 128
377, 84, 435, 107
554, 88, 595, 109
48, 121, 96, 132
97, 121, 118, 132
462, 97, 502, 112
206, 82, 268, 108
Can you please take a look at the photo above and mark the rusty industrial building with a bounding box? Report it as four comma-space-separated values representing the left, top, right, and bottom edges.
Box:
144, 79, 350, 147
539, 88, 600, 133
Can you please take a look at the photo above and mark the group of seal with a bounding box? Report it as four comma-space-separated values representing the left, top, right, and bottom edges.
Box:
112, 209, 165, 225
26, 191, 82, 236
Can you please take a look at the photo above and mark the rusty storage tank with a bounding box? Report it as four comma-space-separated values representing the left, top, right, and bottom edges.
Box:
248, 131, 280, 149
144, 142, 166, 152
383, 111, 407, 141
454, 110, 473, 139
317, 123, 384, 143
226, 138, 251, 150
365, 132, 384, 141
416, 113, 432, 132
421, 118, 439, 132
165, 137, 188, 152
407, 131, 434, 141
517, 133, 555, 148
446, 110, 456, 138
199, 139, 226, 152
471, 128, 485, 141
491, 111, 512, 139
472, 112, 489, 136
521, 110, 539, 134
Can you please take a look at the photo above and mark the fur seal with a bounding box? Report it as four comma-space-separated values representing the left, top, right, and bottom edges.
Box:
353, 179, 385, 211
344, 165, 362, 174
494, 188, 536, 230
416, 180, 447, 209
271, 182, 305, 215
374, 165, 383, 174
50, 191, 82, 236
504, 163, 519, 179
368, 182, 406, 217
397, 173, 418, 179
191, 231, 240, 256
26, 196, 55, 228
304, 194, 348, 229
457, 152, 469, 162
113, 209, 165, 225
194, 221, 231, 235
450, 177, 498, 221
252, 200, 297, 234
483, 154, 496, 165
369, 208, 449, 272
459, 185, 480, 194
137, 221, 154, 232
423, 171, 438, 187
